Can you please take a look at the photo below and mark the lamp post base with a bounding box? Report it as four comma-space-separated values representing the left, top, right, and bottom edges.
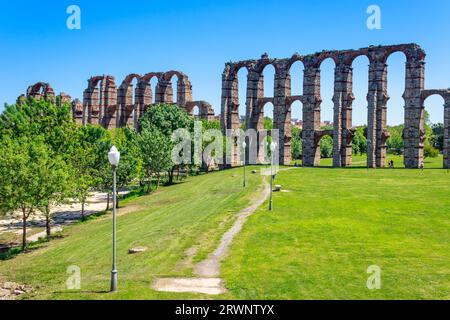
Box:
110, 270, 118, 292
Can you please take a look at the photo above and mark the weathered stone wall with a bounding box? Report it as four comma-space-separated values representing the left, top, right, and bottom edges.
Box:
221, 43, 450, 168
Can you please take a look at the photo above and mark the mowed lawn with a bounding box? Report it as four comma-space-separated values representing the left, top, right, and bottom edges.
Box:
222, 156, 450, 299
0, 167, 264, 300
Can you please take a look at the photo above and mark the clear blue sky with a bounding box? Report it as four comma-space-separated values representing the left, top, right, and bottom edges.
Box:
1, 0, 449, 125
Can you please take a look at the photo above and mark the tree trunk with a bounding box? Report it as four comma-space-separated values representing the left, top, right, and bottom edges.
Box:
157, 175, 161, 189
106, 192, 110, 211
81, 202, 85, 219
22, 208, 27, 252
168, 168, 174, 185
116, 190, 119, 209
45, 205, 51, 237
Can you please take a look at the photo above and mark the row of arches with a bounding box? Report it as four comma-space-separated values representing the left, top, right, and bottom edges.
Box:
222, 44, 450, 169
79, 71, 214, 129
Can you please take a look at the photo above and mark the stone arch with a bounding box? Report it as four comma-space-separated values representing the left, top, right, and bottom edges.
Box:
26, 82, 55, 102
185, 101, 215, 121
140, 72, 163, 107
421, 90, 450, 168
118, 73, 142, 128
83, 75, 117, 128
157, 71, 192, 106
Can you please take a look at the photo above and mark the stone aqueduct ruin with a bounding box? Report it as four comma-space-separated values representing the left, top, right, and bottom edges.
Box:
221, 43, 450, 169
22, 43, 450, 169
23, 71, 215, 129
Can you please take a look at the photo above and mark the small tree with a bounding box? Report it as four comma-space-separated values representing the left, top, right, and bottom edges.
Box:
37, 153, 72, 236
291, 126, 302, 160
138, 128, 173, 192
352, 126, 367, 156
0, 136, 51, 251
70, 126, 102, 219
139, 104, 193, 185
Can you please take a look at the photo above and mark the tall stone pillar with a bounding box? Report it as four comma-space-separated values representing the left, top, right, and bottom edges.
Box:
273, 60, 292, 165
333, 62, 354, 167
367, 54, 389, 168
221, 65, 241, 167
444, 98, 450, 169
403, 57, 425, 168
246, 68, 263, 164
83, 81, 99, 125
135, 80, 151, 129
177, 77, 193, 107
155, 79, 173, 103
101, 76, 118, 130
302, 60, 321, 167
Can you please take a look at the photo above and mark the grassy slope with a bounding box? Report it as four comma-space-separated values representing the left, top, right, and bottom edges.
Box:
0, 167, 263, 300
222, 156, 449, 299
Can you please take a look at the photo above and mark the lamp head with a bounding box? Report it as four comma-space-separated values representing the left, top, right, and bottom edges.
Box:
108, 146, 120, 167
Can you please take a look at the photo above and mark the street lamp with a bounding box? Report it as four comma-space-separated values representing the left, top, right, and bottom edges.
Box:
242, 141, 247, 187
269, 141, 277, 211
108, 146, 120, 293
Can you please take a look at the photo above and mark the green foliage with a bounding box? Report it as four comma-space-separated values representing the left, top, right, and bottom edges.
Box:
430, 123, 444, 151
320, 136, 333, 158
291, 126, 302, 160
139, 104, 193, 184
424, 142, 439, 158
387, 125, 404, 155
139, 103, 193, 135
137, 128, 173, 191
0, 135, 63, 249
0, 98, 77, 159
263, 117, 273, 130
352, 126, 367, 155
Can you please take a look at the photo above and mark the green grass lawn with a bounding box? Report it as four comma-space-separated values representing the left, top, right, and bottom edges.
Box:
0, 168, 264, 299
222, 156, 449, 299
0, 156, 448, 300
293, 154, 445, 169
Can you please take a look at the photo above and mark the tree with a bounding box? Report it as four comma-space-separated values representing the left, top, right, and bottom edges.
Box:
352, 126, 367, 155
0, 136, 53, 251
0, 97, 78, 159
0, 98, 78, 247
387, 125, 404, 155
139, 104, 193, 184
431, 123, 444, 151
291, 126, 302, 160
36, 152, 72, 236
263, 117, 273, 130
110, 128, 141, 207
70, 125, 104, 218
137, 128, 173, 192
320, 136, 333, 158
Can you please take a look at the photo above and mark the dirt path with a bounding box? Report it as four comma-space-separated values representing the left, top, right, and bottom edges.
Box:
153, 169, 289, 295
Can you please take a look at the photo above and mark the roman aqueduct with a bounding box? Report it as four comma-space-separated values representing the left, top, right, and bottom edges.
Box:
21, 43, 450, 169
23, 71, 215, 129
221, 43, 450, 169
